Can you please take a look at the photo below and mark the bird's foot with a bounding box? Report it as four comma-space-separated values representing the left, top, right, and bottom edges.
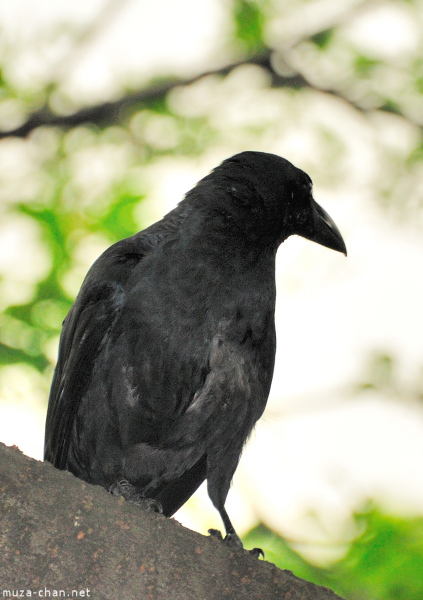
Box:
109, 479, 163, 513
208, 529, 264, 558
249, 547, 265, 559
208, 528, 243, 549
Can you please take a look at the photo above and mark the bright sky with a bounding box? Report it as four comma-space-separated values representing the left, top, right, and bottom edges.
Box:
0, 0, 422, 562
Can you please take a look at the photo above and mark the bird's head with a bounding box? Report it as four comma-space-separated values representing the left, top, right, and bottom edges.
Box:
210, 151, 347, 256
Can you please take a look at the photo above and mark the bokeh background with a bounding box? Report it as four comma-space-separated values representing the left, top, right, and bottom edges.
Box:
0, 0, 423, 597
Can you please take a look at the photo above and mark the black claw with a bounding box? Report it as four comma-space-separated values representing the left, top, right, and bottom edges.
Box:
249, 547, 265, 559
109, 479, 163, 513
208, 528, 224, 541
209, 528, 242, 548
208, 528, 261, 556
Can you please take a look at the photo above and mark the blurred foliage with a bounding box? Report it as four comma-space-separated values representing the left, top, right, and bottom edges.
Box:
0, 0, 421, 381
244, 505, 423, 600
358, 352, 398, 394
232, 0, 266, 54
0, 0, 423, 597
357, 351, 423, 402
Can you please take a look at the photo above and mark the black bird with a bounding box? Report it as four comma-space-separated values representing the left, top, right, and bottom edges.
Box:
44, 151, 346, 550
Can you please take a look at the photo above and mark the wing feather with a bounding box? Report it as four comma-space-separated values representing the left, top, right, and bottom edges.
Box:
44, 237, 147, 468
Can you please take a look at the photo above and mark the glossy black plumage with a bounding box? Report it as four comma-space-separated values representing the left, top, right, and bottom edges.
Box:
44, 151, 346, 544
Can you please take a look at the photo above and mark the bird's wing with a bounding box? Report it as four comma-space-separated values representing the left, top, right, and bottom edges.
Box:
142, 324, 274, 516
155, 454, 208, 517
44, 235, 152, 469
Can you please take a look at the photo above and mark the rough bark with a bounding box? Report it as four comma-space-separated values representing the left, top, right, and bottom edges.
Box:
0, 443, 345, 600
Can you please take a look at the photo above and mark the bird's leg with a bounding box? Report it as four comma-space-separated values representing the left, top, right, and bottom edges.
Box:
109, 479, 163, 514
208, 506, 264, 558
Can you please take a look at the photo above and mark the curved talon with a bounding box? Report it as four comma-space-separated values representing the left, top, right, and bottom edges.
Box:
208, 528, 224, 541
209, 528, 261, 555
209, 528, 242, 547
249, 547, 265, 559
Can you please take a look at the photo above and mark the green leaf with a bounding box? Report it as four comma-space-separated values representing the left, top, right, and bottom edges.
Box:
311, 29, 334, 49
243, 506, 423, 600
233, 0, 265, 53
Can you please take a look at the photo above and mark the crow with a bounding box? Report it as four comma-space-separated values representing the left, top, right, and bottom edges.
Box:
44, 151, 346, 551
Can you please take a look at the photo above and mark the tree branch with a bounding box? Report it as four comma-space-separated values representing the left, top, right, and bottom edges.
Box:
0, 442, 345, 599
0, 53, 280, 139
0, 48, 416, 142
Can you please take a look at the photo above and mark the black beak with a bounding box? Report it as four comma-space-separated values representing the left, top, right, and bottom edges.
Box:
301, 200, 347, 256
